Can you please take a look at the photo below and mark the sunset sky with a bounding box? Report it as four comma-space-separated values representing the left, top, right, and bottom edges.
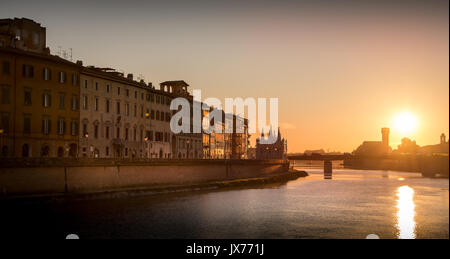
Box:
1, 0, 448, 152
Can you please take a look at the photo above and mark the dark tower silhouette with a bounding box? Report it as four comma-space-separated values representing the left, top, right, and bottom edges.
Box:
381, 128, 390, 147
441, 133, 446, 144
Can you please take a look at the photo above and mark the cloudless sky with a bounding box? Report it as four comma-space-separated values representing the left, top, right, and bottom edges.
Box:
1, 0, 448, 152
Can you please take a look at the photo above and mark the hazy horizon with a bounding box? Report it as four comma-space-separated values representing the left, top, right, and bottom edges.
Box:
1, 0, 448, 152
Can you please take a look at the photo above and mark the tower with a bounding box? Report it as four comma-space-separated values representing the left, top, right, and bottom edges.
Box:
381, 127, 389, 147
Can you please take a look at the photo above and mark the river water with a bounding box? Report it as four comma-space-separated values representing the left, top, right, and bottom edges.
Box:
2, 168, 448, 239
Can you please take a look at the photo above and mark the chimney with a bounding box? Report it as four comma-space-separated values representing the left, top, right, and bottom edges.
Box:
76, 60, 83, 66
148, 82, 153, 88
127, 73, 133, 80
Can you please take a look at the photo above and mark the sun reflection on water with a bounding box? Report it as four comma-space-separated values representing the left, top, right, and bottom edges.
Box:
396, 185, 416, 239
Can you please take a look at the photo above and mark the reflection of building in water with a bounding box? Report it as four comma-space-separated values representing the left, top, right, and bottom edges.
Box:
255, 128, 287, 160
353, 128, 392, 156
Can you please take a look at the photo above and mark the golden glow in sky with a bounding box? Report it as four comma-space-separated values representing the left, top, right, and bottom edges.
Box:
392, 112, 418, 136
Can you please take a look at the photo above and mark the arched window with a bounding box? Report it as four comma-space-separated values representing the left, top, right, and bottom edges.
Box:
57, 147, 64, 157
41, 144, 50, 157
1, 146, 8, 157
69, 143, 77, 157
22, 144, 29, 157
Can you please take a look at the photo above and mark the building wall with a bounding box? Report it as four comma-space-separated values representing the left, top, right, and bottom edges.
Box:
79, 71, 174, 159
0, 48, 80, 158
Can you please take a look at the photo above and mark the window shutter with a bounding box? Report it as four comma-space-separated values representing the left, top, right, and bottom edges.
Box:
48, 94, 51, 107
42, 93, 45, 106
48, 120, 51, 134
63, 121, 66, 134
42, 119, 45, 134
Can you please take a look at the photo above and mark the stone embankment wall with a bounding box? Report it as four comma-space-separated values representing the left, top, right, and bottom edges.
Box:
0, 159, 289, 196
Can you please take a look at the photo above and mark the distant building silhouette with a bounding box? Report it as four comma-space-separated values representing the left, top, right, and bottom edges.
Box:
440, 133, 446, 144
418, 133, 449, 155
256, 127, 287, 160
353, 127, 392, 156
381, 127, 389, 147
396, 137, 419, 154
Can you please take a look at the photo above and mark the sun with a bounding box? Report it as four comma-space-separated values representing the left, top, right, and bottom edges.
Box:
393, 112, 418, 135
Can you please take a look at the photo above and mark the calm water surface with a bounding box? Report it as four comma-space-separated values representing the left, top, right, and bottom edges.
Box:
2, 169, 448, 239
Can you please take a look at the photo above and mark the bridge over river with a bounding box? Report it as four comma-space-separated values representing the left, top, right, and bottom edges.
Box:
287, 154, 449, 178
287, 154, 352, 179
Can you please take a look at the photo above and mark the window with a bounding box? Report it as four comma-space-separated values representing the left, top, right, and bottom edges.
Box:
2, 61, 10, 75
116, 101, 120, 114
82, 95, 88, 109
116, 127, 120, 139
23, 89, 32, 106
23, 116, 31, 134
150, 94, 154, 102
41, 116, 51, 135
105, 126, 110, 139
125, 128, 129, 140
126, 89, 129, 97
141, 92, 144, 100
95, 97, 99, 111
151, 110, 155, 120
1, 86, 10, 104
106, 84, 110, 93
71, 73, 79, 86
117, 87, 120, 95
106, 99, 110, 113
135, 91, 137, 99
156, 111, 160, 120
94, 124, 98, 138
125, 103, 129, 116
133, 128, 137, 141
43, 67, 51, 80
41, 144, 50, 157
146, 93, 150, 101
156, 95, 160, 104
59, 71, 67, 84
140, 105, 144, 117
160, 112, 164, 121
22, 64, 34, 78
71, 96, 78, 110
57, 119, 66, 135
134, 104, 137, 117
1, 113, 10, 134
59, 93, 65, 109
95, 82, 98, 90
149, 131, 154, 141
42, 92, 51, 108
166, 112, 171, 122
106, 146, 109, 156
71, 121, 78, 136
82, 123, 87, 135
84, 80, 88, 89
140, 129, 143, 142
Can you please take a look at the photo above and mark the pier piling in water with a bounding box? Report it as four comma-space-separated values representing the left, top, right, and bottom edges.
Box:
324, 160, 332, 179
